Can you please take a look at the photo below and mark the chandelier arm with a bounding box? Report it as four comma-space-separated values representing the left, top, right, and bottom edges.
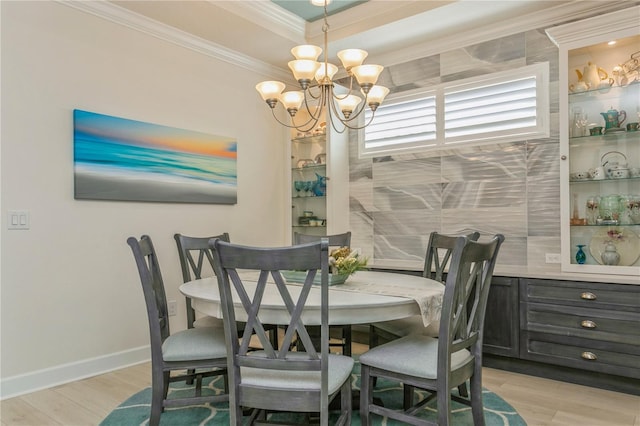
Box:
325, 97, 348, 134
327, 96, 378, 131
269, 108, 317, 133
305, 85, 322, 101
341, 108, 378, 130
292, 88, 325, 133
299, 92, 324, 131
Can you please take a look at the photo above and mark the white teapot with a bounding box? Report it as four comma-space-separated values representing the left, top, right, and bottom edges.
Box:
576, 62, 610, 89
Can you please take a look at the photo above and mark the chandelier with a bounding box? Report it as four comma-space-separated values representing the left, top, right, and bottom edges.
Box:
255, 0, 389, 134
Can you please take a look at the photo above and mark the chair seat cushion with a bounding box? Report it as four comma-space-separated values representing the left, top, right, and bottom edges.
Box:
193, 316, 224, 328
373, 316, 439, 338
241, 353, 354, 395
162, 327, 227, 362
359, 334, 472, 379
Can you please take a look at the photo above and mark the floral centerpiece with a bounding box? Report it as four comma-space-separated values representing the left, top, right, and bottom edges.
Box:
329, 247, 368, 276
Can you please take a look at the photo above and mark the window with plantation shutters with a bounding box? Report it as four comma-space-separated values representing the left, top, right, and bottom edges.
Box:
360, 62, 549, 157
363, 93, 437, 153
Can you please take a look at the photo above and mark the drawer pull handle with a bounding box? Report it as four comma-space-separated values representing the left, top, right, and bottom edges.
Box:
581, 351, 597, 361
580, 320, 597, 329
580, 292, 597, 300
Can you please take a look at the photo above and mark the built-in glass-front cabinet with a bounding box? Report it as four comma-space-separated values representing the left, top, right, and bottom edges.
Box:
547, 6, 640, 276
291, 133, 328, 240
287, 111, 350, 243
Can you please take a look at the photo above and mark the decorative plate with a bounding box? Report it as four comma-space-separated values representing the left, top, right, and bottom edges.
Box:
281, 270, 349, 286
601, 150, 627, 167
588, 227, 640, 266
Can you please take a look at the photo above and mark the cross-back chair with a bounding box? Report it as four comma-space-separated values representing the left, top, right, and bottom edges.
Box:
293, 231, 353, 356
174, 232, 279, 350
210, 238, 353, 425
127, 235, 228, 426
174, 232, 230, 329
359, 234, 505, 426
369, 231, 481, 347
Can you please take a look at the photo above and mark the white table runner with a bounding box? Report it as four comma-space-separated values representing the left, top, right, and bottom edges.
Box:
327, 271, 443, 326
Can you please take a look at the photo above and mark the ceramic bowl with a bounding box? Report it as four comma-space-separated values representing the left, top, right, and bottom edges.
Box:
611, 168, 630, 179
574, 171, 590, 180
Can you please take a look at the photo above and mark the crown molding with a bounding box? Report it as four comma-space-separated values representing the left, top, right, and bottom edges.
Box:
306, 1, 454, 43
546, 4, 640, 47
371, 1, 638, 67
210, 0, 306, 44
59, 0, 292, 82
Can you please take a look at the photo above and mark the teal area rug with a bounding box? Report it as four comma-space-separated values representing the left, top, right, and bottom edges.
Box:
101, 363, 526, 425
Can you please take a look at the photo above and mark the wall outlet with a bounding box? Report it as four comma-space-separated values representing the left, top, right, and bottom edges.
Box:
545, 253, 561, 264
168, 300, 177, 316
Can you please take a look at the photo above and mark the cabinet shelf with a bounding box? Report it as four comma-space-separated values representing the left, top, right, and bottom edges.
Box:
569, 176, 640, 184
292, 195, 326, 199
569, 132, 639, 145
292, 164, 326, 172
292, 134, 326, 144
568, 80, 639, 100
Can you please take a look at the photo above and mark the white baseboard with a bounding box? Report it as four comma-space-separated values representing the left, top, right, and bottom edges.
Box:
0, 346, 150, 400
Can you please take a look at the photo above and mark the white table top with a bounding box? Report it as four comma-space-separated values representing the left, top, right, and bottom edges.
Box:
179, 270, 444, 326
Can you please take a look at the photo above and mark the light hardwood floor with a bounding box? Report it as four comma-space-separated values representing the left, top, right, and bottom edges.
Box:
2, 343, 639, 425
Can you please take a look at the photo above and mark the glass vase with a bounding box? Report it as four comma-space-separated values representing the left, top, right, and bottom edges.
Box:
575, 244, 586, 264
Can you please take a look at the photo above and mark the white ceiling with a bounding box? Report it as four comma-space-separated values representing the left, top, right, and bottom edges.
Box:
110, 1, 636, 72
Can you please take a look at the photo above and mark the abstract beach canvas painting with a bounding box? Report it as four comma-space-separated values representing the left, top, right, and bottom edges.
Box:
73, 110, 237, 204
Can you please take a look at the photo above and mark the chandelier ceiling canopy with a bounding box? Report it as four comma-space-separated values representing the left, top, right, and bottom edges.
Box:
255, 0, 389, 133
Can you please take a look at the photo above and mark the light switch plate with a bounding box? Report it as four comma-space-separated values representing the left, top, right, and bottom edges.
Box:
7, 210, 30, 230
168, 300, 177, 316
545, 253, 561, 264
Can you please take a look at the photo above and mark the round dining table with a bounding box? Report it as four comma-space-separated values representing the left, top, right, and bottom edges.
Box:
179, 270, 444, 326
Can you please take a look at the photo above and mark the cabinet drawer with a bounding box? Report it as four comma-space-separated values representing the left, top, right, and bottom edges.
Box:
523, 302, 640, 345
521, 331, 640, 379
521, 278, 640, 311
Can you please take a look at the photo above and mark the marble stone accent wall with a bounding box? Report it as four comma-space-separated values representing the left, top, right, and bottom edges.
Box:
349, 28, 561, 270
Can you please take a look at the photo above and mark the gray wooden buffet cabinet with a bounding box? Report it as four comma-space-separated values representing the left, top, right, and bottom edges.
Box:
368, 270, 640, 395
483, 276, 640, 396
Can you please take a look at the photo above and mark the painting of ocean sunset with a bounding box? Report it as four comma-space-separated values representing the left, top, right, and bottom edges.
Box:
73, 110, 237, 204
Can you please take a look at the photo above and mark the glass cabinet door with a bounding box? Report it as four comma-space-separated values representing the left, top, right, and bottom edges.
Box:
547, 7, 640, 276
291, 133, 328, 241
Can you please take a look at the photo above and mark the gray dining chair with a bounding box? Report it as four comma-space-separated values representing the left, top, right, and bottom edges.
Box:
359, 234, 505, 426
293, 231, 353, 356
369, 231, 481, 346
174, 232, 230, 329
210, 238, 353, 425
127, 235, 228, 426
175, 233, 279, 349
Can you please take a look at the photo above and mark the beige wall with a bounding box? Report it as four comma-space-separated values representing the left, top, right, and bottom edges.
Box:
1, 1, 288, 397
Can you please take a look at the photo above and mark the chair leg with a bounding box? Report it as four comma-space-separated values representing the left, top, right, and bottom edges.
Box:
149, 371, 166, 426
470, 373, 485, 426
437, 384, 452, 426
368, 326, 378, 387
359, 365, 372, 426
403, 384, 414, 409
186, 368, 195, 385
343, 325, 352, 356
162, 371, 170, 402
458, 382, 469, 397
368, 325, 379, 349
269, 326, 279, 349
341, 378, 352, 425
195, 373, 203, 397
